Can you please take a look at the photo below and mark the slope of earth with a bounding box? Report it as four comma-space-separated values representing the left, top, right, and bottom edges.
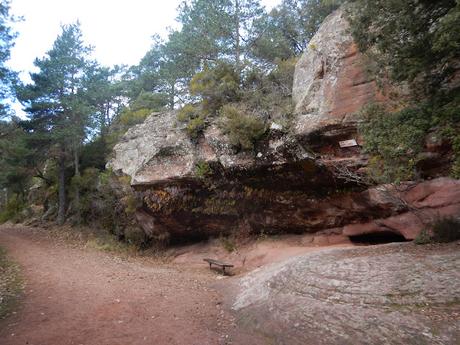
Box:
231, 242, 460, 345
0, 225, 266, 345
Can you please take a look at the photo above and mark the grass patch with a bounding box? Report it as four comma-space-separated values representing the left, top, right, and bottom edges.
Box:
0, 246, 23, 320
43, 224, 142, 257
85, 235, 139, 256
220, 235, 237, 253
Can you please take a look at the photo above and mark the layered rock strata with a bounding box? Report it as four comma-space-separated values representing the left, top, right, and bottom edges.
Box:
108, 8, 459, 243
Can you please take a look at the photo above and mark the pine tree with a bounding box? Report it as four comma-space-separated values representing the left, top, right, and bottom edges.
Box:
251, 0, 342, 64
176, 0, 264, 69
17, 22, 94, 225
0, 0, 18, 118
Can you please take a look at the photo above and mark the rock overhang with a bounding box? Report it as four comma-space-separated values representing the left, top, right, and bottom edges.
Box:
107, 7, 460, 244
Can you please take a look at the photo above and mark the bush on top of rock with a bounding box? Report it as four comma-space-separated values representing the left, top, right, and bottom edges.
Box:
220, 105, 267, 151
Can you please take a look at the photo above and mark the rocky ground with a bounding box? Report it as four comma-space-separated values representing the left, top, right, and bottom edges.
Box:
231, 242, 460, 345
0, 224, 459, 345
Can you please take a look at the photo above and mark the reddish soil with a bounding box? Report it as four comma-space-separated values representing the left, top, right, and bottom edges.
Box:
0, 225, 265, 345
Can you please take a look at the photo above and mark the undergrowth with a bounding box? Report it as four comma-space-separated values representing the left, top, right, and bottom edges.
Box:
85, 235, 139, 256
41, 224, 138, 255
0, 195, 26, 224
220, 235, 237, 253
359, 88, 460, 183
414, 217, 460, 244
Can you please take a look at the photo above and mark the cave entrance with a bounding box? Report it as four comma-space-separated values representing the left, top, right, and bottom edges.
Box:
349, 231, 408, 245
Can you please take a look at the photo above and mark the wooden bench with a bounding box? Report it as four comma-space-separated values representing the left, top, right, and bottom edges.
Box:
203, 258, 234, 275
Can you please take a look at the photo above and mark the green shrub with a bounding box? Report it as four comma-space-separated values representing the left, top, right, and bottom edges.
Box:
85, 235, 139, 254
186, 116, 207, 139
68, 169, 141, 247
346, 0, 459, 94
431, 217, 460, 243
0, 195, 25, 224
71, 168, 99, 191
359, 86, 460, 183
117, 91, 167, 128
119, 108, 151, 127
431, 89, 460, 177
414, 228, 432, 245
452, 157, 460, 179
129, 91, 168, 112
195, 161, 212, 178
241, 59, 295, 128
220, 105, 266, 151
267, 58, 297, 97
71, 168, 101, 221
220, 235, 236, 253
123, 193, 139, 215
444, 126, 460, 179
124, 226, 148, 248
177, 104, 199, 123
190, 62, 241, 114
177, 104, 207, 139
359, 104, 430, 183
415, 217, 460, 244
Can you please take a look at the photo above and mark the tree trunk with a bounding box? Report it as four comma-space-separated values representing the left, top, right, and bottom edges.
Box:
73, 147, 81, 224
235, 0, 241, 70
3, 187, 7, 206
170, 82, 175, 110
57, 151, 66, 225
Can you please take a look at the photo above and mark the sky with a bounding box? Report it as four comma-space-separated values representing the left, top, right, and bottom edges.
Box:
7, 0, 281, 82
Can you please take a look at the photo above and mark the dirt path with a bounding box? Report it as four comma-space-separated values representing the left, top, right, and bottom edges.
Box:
0, 225, 262, 345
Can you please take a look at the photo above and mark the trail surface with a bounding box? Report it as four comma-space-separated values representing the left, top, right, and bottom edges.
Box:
0, 225, 261, 345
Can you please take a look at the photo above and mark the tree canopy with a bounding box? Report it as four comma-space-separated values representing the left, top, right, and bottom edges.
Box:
0, 0, 18, 118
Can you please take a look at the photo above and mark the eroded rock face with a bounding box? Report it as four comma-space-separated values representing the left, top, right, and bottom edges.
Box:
343, 178, 460, 240
107, 8, 459, 244
109, 111, 313, 185
109, 112, 195, 185
292, 8, 385, 137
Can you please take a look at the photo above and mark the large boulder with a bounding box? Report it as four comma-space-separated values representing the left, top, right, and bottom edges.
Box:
109, 111, 313, 186
109, 111, 195, 185
292, 8, 385, 137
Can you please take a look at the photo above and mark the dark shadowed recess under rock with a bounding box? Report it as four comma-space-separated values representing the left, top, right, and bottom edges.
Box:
132, 159, 394, 244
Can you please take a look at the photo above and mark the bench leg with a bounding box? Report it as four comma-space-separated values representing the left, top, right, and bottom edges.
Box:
222, 266, 226, 275
209, 263, 212, 269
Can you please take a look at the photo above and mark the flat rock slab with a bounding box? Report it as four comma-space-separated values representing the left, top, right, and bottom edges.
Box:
233, 242, 460, 345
